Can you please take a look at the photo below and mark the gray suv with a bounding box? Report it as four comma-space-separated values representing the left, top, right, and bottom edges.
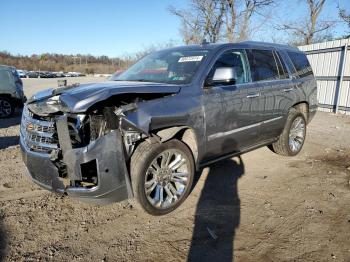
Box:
20, 41, 317, 215
0, 65, 26, 117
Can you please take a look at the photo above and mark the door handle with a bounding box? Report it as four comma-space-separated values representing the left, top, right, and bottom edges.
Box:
246, 92, 260, 98
283, 88, 294, 92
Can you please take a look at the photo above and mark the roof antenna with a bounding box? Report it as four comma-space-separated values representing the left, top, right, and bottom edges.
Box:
201, 39, 209, 45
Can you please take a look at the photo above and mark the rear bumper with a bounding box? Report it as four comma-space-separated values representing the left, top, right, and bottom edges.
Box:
20, 130, 133, 205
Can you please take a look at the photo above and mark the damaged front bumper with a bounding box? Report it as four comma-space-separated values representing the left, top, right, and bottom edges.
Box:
20, 108, 133, 205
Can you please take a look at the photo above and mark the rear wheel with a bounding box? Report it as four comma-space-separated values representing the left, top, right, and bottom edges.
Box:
130, 139, 195, 215
0, 97, 14, 118
269, 108, 306, 156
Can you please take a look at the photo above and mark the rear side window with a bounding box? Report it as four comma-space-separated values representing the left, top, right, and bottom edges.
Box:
287, 51, 313, 78
247, 49, 280, 82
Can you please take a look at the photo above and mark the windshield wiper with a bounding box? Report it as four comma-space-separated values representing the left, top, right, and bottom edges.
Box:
129, 79, 156, 82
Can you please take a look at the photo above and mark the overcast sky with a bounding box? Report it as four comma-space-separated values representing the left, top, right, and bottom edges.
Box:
1, 0, 349, 57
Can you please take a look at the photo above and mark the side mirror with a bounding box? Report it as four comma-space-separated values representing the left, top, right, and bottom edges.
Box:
205, 67, 237, 88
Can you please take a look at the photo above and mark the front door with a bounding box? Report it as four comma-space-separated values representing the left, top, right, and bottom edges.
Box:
203, 49, 262, 160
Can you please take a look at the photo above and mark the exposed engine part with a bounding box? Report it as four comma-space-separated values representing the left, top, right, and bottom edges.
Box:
114, 103, 137, 116
89, 114, 107, 141
123, 131, 145, 157
53, 103, 148, 177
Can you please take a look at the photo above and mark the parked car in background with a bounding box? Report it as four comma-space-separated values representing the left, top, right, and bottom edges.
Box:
38, 72, 47, 78
11, 70, 86, 79
17, 70, 27, 78
27, 71, 39, 78
63, 72, 73, 77
0, 65, 26, 117
65, 71, 85, 77
54, 71, 65, 77
43, 71, 57, 78
20, 42, 317, 215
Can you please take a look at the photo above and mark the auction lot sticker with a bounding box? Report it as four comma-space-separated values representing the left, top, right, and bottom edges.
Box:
178, 56, 203, 63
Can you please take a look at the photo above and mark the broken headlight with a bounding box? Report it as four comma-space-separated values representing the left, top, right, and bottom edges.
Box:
27, 95, 68, 115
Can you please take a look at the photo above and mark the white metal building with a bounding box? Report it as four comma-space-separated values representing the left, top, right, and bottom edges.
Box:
298, 38, 350, 115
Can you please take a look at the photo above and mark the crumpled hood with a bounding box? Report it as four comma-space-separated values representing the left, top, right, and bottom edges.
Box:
28, 81, 181, 113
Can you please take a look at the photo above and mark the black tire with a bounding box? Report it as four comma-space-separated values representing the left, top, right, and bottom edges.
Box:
130, 139, 195, 216
268, 108, 307, 156
0, 97, 15, 118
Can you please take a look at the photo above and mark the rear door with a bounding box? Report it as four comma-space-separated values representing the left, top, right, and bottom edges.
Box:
246, 49, 292, 141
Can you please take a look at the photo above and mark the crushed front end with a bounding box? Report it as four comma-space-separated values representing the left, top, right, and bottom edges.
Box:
20, 105, 134, 205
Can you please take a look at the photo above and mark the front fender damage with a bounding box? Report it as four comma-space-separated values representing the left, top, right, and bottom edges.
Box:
46, 91, 187, 206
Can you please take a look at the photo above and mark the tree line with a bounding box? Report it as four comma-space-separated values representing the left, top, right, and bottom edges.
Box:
0, 51, 135, 74
0, 42, 175, 74
169, 0, 350, 45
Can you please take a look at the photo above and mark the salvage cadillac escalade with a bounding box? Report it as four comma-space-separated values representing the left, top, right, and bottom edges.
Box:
20, 41, 317, 215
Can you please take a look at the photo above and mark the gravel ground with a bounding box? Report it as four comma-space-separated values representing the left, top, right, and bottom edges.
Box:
0, 78, 350, 261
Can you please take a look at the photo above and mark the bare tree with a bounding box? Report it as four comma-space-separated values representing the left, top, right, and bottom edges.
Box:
169, 0, 225, 44
235, 0, 273, 41
280, 0, 332, 45
224, 0, 237, 42
338, 5, 350, 30
170, 0, 274, 44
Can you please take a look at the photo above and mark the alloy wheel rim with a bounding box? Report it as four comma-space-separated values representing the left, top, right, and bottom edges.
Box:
0, 99, 12, 117
144, 149, 190, 209
288, 116, 305, 152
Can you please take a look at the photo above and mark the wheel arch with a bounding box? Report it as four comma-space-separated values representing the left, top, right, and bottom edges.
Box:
0, 94, 14, 99
292, 101, 309, 122
153, 126, 199, 166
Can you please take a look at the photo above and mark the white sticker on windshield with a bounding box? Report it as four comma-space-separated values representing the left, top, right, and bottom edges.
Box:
178, 56, 203, 63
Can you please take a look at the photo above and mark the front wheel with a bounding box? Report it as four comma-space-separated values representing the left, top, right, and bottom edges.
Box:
130, 139, 195, 215
269, 108, 306, 156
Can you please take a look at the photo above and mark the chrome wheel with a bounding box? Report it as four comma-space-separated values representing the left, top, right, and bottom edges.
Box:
0, 98, 12, 117
288, 116, 305, 152
144, 149, 190, 209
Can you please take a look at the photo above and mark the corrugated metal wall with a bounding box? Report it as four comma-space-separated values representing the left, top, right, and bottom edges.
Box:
298, 39, 350, 115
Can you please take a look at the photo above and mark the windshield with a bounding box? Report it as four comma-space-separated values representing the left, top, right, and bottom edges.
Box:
110, 49, 209, 84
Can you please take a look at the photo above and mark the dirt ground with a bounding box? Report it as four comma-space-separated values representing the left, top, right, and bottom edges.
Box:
0, 78, 350, 261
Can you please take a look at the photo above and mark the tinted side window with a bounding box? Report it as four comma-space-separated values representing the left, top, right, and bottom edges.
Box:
247, 49, 279, 82
0, 70, 13, 84
287, 51, 313, 78
208, 49, 249, 84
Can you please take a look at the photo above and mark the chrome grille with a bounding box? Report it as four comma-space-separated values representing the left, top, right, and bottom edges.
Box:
20, 106, 58, 155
